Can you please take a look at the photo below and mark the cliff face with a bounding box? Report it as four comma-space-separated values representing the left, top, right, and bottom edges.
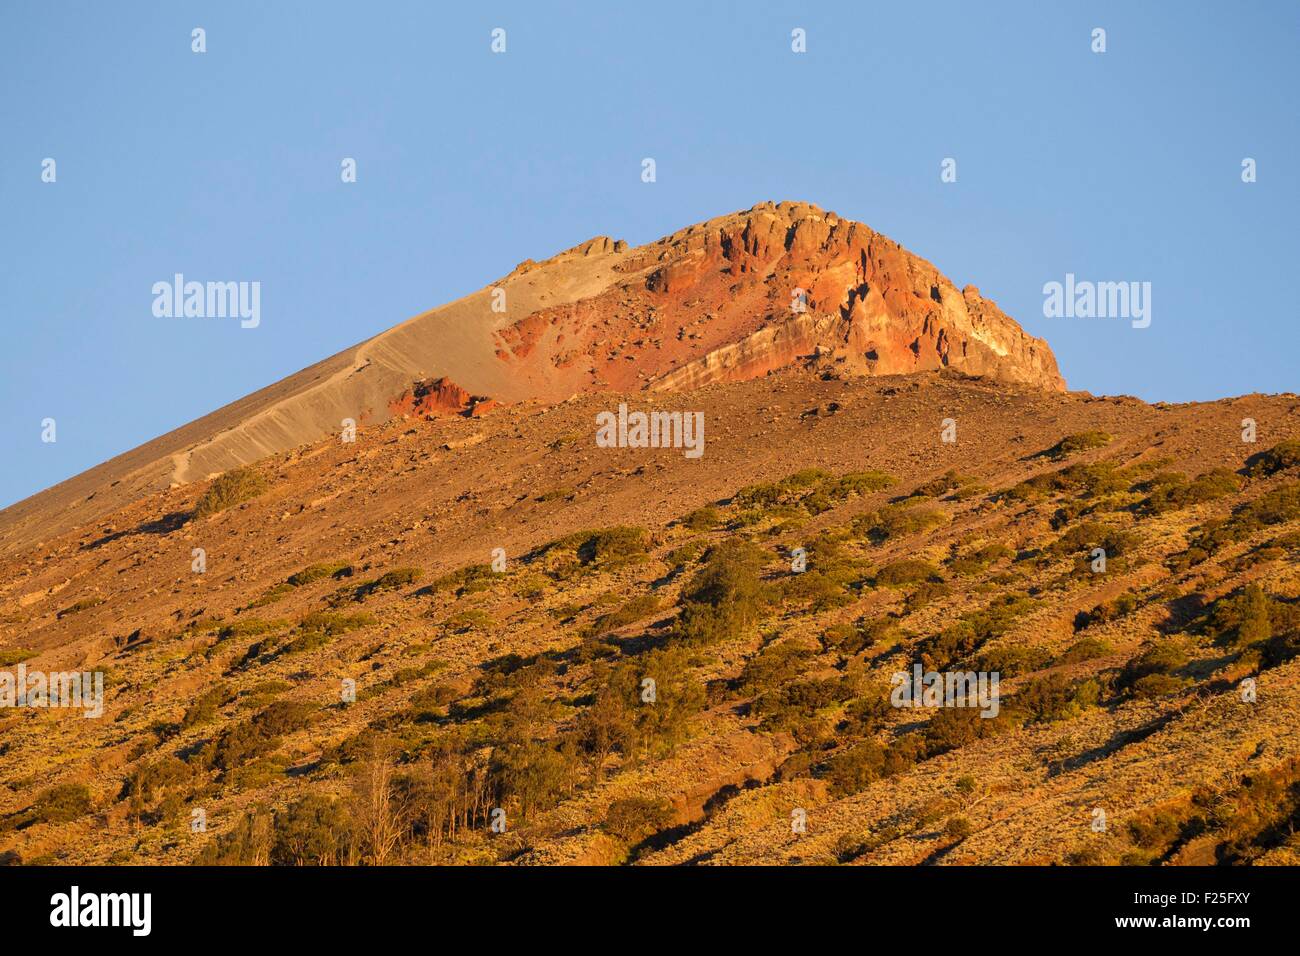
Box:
493, 200, 1065, 394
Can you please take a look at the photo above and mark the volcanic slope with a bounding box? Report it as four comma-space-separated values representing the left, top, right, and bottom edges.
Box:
2, 369, 1299, 866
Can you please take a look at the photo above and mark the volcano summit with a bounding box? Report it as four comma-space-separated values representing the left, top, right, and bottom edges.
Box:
0, 201, 1062, 553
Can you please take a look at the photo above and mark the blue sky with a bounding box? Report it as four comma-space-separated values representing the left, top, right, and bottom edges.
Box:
2, 1, 1297, 509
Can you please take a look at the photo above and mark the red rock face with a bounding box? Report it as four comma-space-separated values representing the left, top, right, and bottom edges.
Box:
389, 377, 494, 419
388, 201, 1062, 421
489, 201, 1065, 395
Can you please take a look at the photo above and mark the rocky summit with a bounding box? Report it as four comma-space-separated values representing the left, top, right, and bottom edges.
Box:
0, 202, 1061, 555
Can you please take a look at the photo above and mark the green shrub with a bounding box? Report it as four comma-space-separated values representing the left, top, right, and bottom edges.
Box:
778, 565, 857, 611
247, 583, 295, 609
755, 676, 855, 729
1040, 431, 1112, 460
1008, 673, 1099, 723
356, 567, 423, 599
201, 701, 316, 772
917, 594, 1037, 671
737, 641, 817, 695
821, 618, 903, 656
584, 594, 662, 638
286, 561, 353, 587
285, 611, 376, 653
826, 470, 896, 499
914, 470, 966, 499
1197, 584, 1300, 667
664, 539, 708, 568
122, 757, 195, 813
1138, 468, 1240, 515
250, 700, 316, 736
182, 683, 235, 729
1075, 592, 1141, 630
874, 559, 942, 587
528, 527, 652, 579
839, 691, 893, 737
1117, 642, 1189, 698
679, 506, 720, 531
922, 707, 998, 756
732, 470, 832, 513
195, 806, 274, 865
676, 539, 770, 646
1002, 461, 1127, 502
946, 542, 1014, 577
853, 504, 947, 544
903, 580, 950, 611
945, 816, 973, 839
603, 796, 675, 844
0, 647, 36, 666
1246, 439, 1300, 478
824, 740, 887, 797
444, 609, 495, 634
193, 466, 268, 519
1055, 637, 1111, 664
580, 527, 651, 567
425, 564, 495, 597
12, 783, 93, 828
1232, 482, 1300, 532
1176, 482, 1300, 568
216, 618, 289, 642
1051, 520, 1137, 558
975, 644, 1051, 678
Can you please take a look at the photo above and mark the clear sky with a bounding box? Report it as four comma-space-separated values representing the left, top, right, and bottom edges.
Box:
2, 1, 1297, 510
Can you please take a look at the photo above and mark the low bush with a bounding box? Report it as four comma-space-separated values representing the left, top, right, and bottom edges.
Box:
287, 561, 354, 587
181, 683, 235, 729
193, 467, 268, 519
1245, 439, 1300, 478
874, 559, 942, 587
853, 504, 947, 544
5, 783, 94, 829
913, 470, 966, 499
1117, 642, 1190, 698
917, 594, 1037, 671
355, 567, 423, 599
823, 736, 923, 797
1055, 637, 1111, 665
1007, 673, 1100, 724
678, 506, 720, 531
284, 611, 375, 654
1136, 468, 1240, 516
584, 594, 662, 639
1039, 431, 1113, 460
0, 647, 36, 666
826, 470, 896, 499
603, 796, 675, 844
1074, 592, 1141, 630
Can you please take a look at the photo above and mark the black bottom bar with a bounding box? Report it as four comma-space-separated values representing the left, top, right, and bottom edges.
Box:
0, 865, 1282, 942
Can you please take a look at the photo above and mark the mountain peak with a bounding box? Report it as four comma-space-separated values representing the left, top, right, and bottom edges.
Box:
581, 200, 1066, 394
0, 202, 1063, 553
